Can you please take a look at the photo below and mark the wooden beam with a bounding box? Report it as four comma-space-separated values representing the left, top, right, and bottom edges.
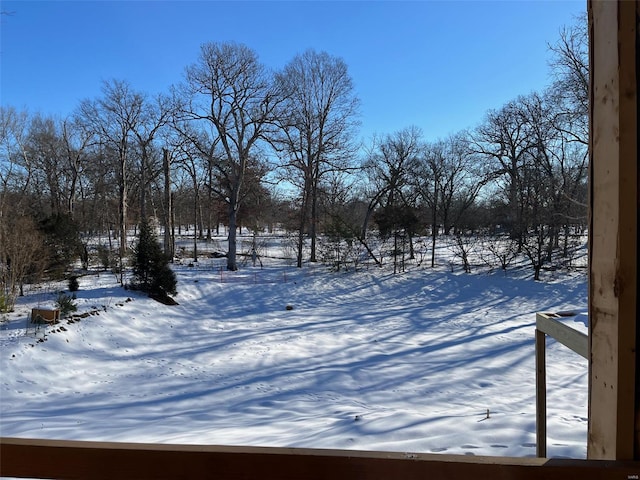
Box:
535, 328, 547, 458
536, 313, 588, 359
1, 437, 640, 480
587, 0, 639, 461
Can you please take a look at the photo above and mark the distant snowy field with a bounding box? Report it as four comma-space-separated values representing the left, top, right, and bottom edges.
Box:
0, 238, 588, 458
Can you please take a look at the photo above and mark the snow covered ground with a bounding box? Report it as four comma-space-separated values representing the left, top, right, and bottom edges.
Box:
0, 249, 588, 458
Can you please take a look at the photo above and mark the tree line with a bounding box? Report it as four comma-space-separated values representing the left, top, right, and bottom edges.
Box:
0, 16, 587, 310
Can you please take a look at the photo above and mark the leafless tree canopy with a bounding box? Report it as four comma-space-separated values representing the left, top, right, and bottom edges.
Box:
178, 42, 281, 271
272, 49, 360, 266
0, 19, 590, 287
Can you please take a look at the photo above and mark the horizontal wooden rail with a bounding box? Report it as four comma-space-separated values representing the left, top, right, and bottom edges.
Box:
535, 312, 588, 459
536, 312, 588, 359
1, 437, 639, 479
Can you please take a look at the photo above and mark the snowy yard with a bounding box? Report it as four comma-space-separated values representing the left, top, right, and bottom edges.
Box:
0, 257, 588, 458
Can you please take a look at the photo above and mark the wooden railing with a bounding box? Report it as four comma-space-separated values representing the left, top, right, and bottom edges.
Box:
535, 312, 589, 459
1, 436, 639, 479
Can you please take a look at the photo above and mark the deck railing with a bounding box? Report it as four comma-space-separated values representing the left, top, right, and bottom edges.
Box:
535, 312, 589, 458
1, 436, 639, 479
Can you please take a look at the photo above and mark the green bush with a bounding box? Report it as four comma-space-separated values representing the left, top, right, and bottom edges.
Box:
56, 293, 77, 317
132, 220, 177, 299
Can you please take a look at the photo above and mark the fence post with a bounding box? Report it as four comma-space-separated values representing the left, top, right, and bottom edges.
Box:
535, 327, 547, 458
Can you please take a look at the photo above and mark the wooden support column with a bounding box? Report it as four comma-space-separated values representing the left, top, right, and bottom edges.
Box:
535, 328, 547, 458
587, 0, 639, 461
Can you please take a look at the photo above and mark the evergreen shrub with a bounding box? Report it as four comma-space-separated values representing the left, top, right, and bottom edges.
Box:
131, 220, 177, 300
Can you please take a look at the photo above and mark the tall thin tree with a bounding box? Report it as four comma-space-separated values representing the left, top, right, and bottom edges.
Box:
179, 42, 280, 271
78, 80, 144, 283
273, 49, 360, 267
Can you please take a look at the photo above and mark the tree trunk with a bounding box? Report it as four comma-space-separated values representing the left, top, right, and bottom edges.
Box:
296, 228, 304, 268
227, 204, 238, 271
393, 231, 398, 274
171, 192, 176, 258
562, 224, 570, 258
207, 166, 213, 241
297, 180, 311, 268
431, 223, 437, 268
297, 197, 307, 269
431, 182, 438, 268
68, 169, 78, 217
310, 179, 318, 263
408, 232, 415, 260
119, 159, 127, 285
198, 202, 204, 240
140, 153, 147, 221
193, 188, 199, 263
163, 149, 173, 259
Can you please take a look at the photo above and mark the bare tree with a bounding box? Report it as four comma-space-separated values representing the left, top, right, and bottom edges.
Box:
546, 17, 589, 248
170, 128, 207, 262
413, 140, 445, 268
452, 231, 481, 274
521, 91, 588, 265
23, 114, 91, 222
434, 133, 486, 236
25, 114, 65, 215
471, 98, 535, 250
80, 144, 120, 243
548, 14, 588, 145
161, 148, 174, 259
78, 80, 145, 283
0, 106, 32, 219
410, 134, 485, 268
480, 233, 519, 272
319, 172, 365, 271
364, 128, 422, 221
60, 117, 92, 217
131, 94, 171, 221
272, 49, 360, 267
363, 127, 423, 266
0, 215, 44, 311
179, 42, 280, 271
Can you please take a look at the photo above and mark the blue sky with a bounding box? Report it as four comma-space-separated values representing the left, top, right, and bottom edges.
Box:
1, 0, 585, 142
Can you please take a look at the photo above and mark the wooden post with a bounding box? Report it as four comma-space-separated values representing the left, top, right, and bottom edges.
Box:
535, 328, 547, 458
587, 0, 639, 460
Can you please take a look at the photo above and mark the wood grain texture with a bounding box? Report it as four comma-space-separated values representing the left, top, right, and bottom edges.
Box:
1, 437, 639, 480
587, 0, 639, 460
